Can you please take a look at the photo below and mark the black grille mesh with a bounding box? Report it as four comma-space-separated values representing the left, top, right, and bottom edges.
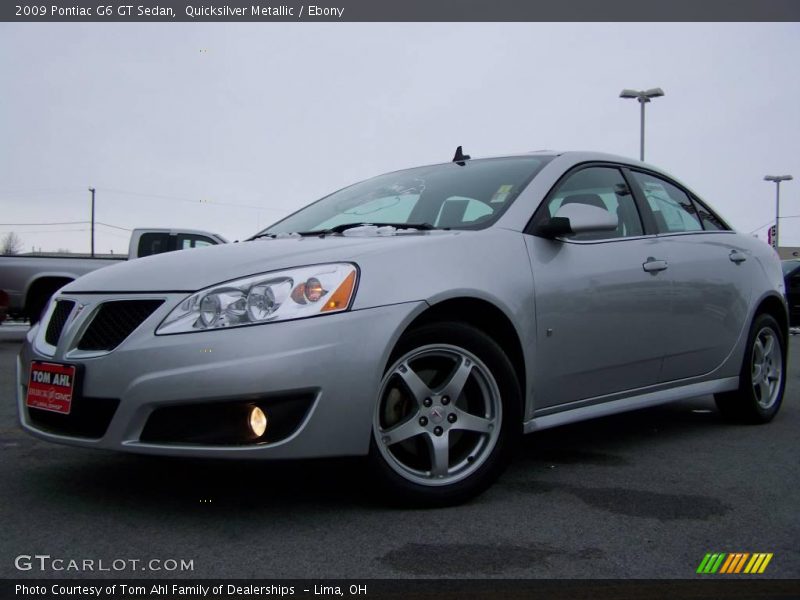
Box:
45, 300, 75, 346
77, 300, 163, 351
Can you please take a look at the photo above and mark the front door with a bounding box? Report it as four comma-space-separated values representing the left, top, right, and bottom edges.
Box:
526, 165, 670, 409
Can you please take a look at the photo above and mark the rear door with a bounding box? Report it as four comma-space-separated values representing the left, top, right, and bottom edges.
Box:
627, 170, 754, 381
526, 165, 670, 408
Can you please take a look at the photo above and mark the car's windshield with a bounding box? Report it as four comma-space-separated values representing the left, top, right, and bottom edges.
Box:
256, 156, 552, 236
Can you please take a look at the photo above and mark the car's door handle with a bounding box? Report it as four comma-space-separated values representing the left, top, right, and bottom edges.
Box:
643, 257, 668, 273
729, 250, 748, 264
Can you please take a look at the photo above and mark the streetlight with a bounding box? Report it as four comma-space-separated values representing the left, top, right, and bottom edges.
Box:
88, 187, 96, 258
619, 87, 665, 161
764, 174, 793, 251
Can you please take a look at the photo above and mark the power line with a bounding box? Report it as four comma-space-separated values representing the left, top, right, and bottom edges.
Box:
0, 228, 89, 234
0, 221, 131, 230
0, 221, 88, 226
100, 187, 291, 213
1, 186, 294, 213
748, 220, 775, 234
0, 189, 82, 197
96, 221, 132, 231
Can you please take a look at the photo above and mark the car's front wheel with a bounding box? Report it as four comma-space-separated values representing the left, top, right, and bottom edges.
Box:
368, 322, 521, 506
715, 312, 787, 423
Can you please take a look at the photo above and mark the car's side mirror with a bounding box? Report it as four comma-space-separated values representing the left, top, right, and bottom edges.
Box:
535, 203, 618, 238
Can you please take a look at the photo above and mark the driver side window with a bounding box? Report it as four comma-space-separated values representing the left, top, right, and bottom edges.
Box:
543, 167, 644, 241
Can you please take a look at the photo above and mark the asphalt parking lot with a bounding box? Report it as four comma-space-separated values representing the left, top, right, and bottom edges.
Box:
1, 323, 798, 580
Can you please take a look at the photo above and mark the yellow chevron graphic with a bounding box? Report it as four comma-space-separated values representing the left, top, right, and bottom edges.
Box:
743, 553, 773, 574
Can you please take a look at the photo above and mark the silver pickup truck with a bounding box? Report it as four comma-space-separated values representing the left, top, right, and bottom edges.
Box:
0, 228, 226, 323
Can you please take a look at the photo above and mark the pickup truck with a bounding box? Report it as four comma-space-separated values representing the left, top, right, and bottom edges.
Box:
0, 228, 226, 323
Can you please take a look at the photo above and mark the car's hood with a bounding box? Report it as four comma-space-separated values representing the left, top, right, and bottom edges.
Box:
64, 231, 461, 292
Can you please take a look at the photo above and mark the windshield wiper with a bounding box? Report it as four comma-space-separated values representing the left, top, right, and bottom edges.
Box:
251, 222, 437, 240
311, 222, 437, 235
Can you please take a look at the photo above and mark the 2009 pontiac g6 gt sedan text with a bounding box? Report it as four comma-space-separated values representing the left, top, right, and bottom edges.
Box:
17, 151, 788, 505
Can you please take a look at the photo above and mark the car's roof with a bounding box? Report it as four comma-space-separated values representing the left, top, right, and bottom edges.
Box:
393, 150, 652, 173
508, 150, 655, 167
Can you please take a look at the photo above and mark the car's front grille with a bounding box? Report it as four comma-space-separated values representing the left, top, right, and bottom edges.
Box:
45, 300, 75, 346
27, 396, 120, 439
77, 300, 163, 351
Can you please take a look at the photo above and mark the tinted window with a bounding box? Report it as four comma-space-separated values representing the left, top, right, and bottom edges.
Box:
259, 156, 552, 235
538, 167, 644, 240
693, 198, 728, 231
631, 171, 702, 233
782, 260, 800, 277
137, 232, 171, 257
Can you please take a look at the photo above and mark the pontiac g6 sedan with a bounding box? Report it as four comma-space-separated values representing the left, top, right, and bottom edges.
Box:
18, 151, 788, 505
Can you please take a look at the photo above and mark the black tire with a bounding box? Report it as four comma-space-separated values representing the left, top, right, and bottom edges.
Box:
367, 321, 522, 507
715, 313, 787, 424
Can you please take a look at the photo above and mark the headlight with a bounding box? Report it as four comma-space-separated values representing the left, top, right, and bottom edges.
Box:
156, 263, 358, 334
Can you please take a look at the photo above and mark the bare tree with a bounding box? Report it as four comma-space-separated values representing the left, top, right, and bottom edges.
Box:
1, 232, 23, 255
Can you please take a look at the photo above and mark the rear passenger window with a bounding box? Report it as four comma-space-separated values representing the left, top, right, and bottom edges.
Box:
631, 172, 702, 233
693, 197, 728, 231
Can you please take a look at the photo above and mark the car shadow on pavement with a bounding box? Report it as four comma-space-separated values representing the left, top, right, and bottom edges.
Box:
15, 396, 735, 515
517, 395, 727, 463
24, 451, 376, 514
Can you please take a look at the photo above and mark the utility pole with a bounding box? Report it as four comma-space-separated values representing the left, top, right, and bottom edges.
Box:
763, 175, 793, 252
88, 187, 96, 257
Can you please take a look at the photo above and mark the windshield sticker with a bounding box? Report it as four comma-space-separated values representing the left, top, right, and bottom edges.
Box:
490, 184, 514, 204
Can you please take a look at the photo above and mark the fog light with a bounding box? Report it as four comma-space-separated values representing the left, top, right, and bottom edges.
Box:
248, 406, 268, 437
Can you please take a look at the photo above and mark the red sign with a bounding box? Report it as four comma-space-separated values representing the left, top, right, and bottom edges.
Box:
26, 361, 76, 414
768, 225, 777, 249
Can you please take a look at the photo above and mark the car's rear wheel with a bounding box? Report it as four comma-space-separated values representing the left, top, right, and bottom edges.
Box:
368, 322, 521, 506
715, 313, 786, 423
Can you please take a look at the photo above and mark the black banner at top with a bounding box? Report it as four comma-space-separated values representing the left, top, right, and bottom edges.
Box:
3, 0, 800, 22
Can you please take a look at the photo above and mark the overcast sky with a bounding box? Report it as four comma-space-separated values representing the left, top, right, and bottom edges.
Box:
1, 22, 799, 253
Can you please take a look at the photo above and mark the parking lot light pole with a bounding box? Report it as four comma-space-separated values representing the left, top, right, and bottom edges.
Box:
619, 88, 665, 161
88, 187, 96, 258
764, 175, 793, 251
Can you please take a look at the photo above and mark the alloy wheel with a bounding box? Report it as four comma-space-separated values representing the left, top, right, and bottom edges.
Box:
751, 327, 783, 409
374, 344, 502, 487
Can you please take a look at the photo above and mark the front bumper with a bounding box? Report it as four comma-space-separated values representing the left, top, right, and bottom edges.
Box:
17, 294, 424, 458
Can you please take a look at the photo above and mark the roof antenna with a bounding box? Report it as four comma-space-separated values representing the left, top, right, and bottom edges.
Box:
452, 145, 470, 166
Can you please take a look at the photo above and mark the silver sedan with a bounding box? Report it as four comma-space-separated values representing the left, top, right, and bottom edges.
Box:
17, 150, 788, 505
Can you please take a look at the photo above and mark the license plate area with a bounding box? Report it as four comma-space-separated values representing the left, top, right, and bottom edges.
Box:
26, 361, 78, 415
